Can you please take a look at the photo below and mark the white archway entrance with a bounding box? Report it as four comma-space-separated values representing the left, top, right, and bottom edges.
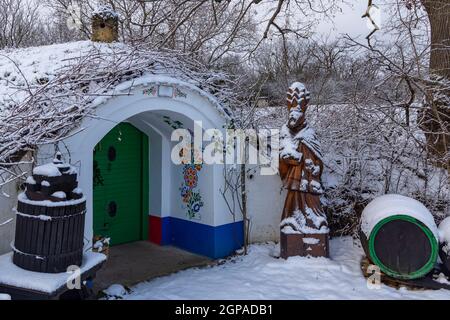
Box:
37, 76, 244, 259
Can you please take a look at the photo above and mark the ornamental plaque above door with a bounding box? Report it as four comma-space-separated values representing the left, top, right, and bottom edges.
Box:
142, 84, 187, 99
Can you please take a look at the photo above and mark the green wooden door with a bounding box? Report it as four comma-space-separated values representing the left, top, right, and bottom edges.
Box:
93, 123, 148, 246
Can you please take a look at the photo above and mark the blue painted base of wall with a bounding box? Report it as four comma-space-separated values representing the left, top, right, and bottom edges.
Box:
150, 216, 244, 259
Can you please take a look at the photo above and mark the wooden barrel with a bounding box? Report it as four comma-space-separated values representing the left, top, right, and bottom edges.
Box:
13, 194, 86, 273
360, 195, 439, 280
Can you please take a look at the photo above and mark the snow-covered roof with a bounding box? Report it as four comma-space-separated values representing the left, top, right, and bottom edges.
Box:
0, 41, 95, 112
92, 5, 119, 19
0, 41, 235, 166
0, 41, 232, 115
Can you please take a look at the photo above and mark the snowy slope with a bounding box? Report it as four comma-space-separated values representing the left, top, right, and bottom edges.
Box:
0, 41, 100, 112
0, 40, 235, 168
121, 237, 450, 300
0, 40, 233, 116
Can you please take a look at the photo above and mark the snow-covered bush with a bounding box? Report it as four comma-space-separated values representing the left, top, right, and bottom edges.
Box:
439, 217, 450, 247
309, 104, 449, 236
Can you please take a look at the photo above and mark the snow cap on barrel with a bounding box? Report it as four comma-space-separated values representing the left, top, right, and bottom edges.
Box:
360, 194, 439, 241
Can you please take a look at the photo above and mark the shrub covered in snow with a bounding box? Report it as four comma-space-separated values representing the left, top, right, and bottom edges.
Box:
307, 104, 449, 236
439, 217, 450, 245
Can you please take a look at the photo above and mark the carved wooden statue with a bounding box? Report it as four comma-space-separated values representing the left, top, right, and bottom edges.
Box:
279, 82, 329, 258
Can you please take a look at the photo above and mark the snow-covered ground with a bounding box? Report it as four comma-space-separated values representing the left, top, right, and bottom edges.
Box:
114, 237, 450, 300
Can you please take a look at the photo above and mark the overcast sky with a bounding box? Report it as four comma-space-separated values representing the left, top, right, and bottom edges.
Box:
253, 0, 379, 42
316, 1, 372, 40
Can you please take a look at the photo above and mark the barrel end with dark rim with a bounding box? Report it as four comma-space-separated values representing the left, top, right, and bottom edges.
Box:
367, 215, 438, 280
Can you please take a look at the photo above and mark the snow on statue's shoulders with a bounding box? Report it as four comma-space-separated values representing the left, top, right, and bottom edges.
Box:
360, 194, 438, 240
296, 125, 323, 160
296, 125, 316, 140
280, 124, 302, 161
280, 124, 323, 161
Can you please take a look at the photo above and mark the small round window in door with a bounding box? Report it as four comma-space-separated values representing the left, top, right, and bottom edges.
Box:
108, 201, 117, 217
108, 146, 116, 161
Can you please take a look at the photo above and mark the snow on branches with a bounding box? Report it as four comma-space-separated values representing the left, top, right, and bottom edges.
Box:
0, 41, 242, 187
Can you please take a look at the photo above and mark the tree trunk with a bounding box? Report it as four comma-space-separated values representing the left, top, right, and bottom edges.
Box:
422, 1, 450, 77
420, 0, 450, 170
240, 163, 249, 255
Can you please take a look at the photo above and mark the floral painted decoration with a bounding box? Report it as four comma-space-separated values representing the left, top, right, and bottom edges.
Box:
180, 164, 204, 219
161, 115, 204, 220
174, 87, 187, 98
142, 85, 187, 98
142, 85, 158, 96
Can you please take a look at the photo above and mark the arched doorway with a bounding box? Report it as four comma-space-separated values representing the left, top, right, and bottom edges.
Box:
39, 77, 242, 259
92, 122, 149, 245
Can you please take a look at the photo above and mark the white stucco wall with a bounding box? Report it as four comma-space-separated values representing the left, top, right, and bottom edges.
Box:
0, 181, 17, 254
246, 167, 285, 243
0, 159, 33, 254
